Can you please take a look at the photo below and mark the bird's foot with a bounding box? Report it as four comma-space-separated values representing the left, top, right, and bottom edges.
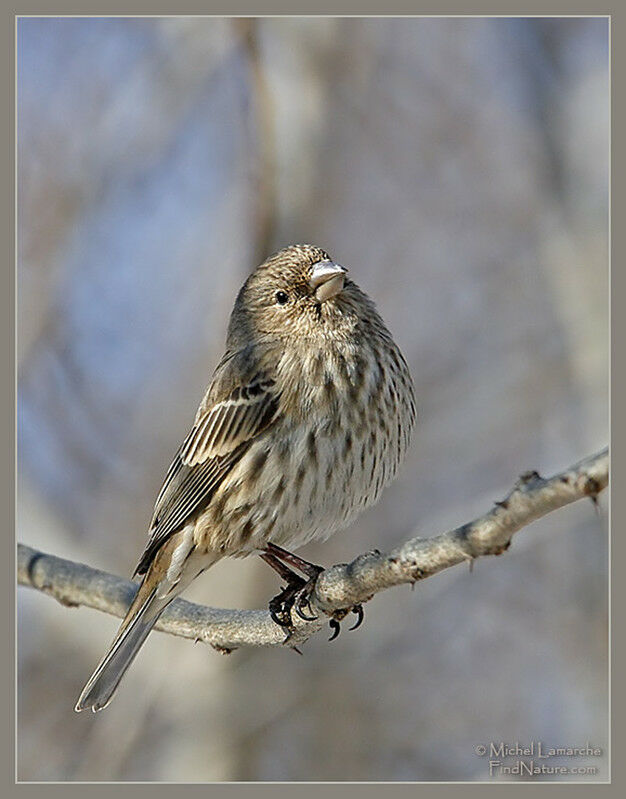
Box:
262, 543, 325, 630
261, 544, 365, 640
268, 577, 306, 629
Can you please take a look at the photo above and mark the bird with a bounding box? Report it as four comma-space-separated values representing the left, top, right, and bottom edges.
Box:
75, 244, 416, 712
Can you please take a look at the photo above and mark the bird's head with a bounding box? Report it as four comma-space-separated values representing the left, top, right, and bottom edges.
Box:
227, 244, 359, 347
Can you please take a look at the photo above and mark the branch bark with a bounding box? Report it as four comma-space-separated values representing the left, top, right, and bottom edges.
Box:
17, 447, 608, 651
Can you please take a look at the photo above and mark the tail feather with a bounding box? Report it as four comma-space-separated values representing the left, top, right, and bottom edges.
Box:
75, 526, 216, 713
75, 587, 171, 713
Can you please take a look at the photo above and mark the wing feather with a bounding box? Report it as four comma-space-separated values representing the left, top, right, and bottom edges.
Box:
133, 374, 279, 576
181, 378, 277, 463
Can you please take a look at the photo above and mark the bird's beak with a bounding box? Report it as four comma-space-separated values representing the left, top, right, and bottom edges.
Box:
310, 260, 348, 302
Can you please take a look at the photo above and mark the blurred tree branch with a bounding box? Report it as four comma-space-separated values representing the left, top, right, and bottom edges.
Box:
236, 18, 278, 265
18, 447, 608, 651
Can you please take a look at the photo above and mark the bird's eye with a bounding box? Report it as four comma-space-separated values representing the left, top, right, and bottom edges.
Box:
275, 290, 289, 305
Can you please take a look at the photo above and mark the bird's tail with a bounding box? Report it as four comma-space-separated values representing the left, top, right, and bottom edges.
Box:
74, 579, 173, 713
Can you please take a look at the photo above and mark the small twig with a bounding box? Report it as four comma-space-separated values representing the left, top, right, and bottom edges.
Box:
17, 447, 608, 650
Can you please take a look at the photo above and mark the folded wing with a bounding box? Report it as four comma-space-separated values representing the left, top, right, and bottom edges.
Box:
134, 375, 279, 576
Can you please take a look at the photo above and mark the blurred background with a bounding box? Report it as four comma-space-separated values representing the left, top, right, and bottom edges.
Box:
17, 16, 608, 782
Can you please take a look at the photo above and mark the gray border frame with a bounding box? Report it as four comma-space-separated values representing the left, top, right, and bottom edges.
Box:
6, 2, 619, 796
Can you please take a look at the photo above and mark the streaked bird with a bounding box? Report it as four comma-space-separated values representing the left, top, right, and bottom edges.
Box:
75, 244, 416, 712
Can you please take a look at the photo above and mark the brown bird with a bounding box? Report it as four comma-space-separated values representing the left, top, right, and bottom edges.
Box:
75, 244, 416, 712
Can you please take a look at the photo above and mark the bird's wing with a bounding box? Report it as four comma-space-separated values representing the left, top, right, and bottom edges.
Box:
133, 370, 279, 576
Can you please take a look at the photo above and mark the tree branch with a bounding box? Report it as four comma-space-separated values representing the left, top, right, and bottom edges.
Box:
17, 447, 608, 651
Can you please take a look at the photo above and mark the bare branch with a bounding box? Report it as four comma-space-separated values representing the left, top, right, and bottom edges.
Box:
18, 447, 608, 651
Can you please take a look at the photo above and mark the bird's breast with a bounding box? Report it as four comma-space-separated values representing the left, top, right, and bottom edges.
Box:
194, 335, 415, 556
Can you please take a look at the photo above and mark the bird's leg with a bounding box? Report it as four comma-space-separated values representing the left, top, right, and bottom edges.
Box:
260, 550, 303, 583
259, 552, 306, 629
264, 542, 324, 580
264, 543, 324, 622
260, 549, 318, 623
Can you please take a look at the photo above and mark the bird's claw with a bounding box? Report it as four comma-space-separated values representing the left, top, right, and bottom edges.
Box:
348, 604, 364, 630
329, 604, 365, 640
264, 547, 326, 630
328, 618, 342, 641
268, 572, 321, 631
269, 573, 321, 628
270, 605, 290, 628
294, 583, 319, 621
269, 585, 300, 629
295, 598, 318, 621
